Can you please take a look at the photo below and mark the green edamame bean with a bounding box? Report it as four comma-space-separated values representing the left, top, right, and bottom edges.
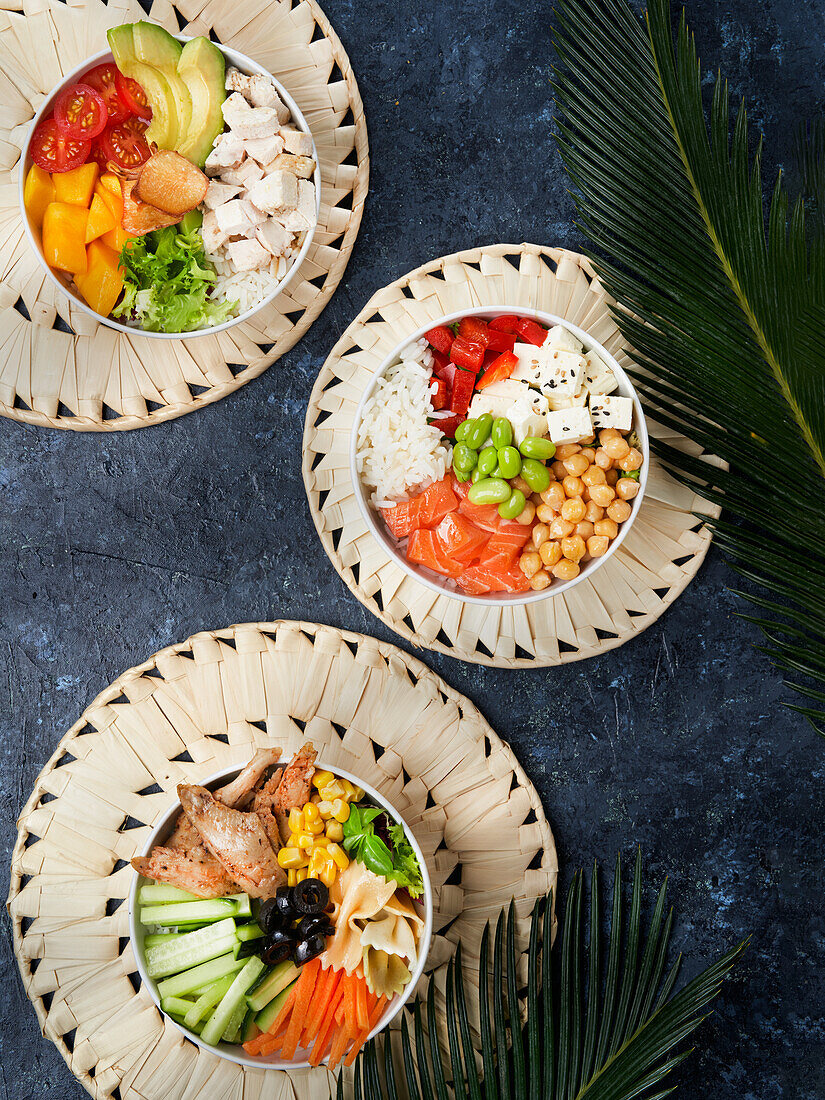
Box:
519, 436, 556, 461
454, 419, 473, 443
476, 448, 498, 478
498, 489, 526, 520
471, 468, 484, 483
452, 443, 478, 472
520, 457, 552, 493
491, 417, 513, 449
454, 468, 471, 482
467, 477, 512, 505
497, 446, 522, 479
465, 413, 493, 450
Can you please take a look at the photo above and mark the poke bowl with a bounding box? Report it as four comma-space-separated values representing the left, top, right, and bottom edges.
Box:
128, 743, 432, 1070
19, 21, 321, 338
351, 306, 649, 605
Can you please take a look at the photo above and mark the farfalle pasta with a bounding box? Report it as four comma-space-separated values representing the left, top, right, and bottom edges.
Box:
322, 860, 398, 973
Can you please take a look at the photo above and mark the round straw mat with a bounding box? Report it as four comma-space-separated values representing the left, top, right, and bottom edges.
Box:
0, 0, 368, 431
302, 243, 721, 667
8, 620, 558, 1100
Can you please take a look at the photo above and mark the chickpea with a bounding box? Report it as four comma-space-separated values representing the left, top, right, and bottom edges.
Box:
530, 570, 552, 591
575, 520, 595, 540
563, 452, 590, 477
562, 475, 585, 498
603, 435, 630, 460
607, 499, 632, 523
594, 518, 619, 539
540, 540, 563, 567
618, 447, 643, 471
549, 516, 575, 539
531, 522, 551, 549
519, 551, 542, 579
579, 447, 596, 463
541, 483, 566, 510
580, 486, 591, 503
561, 496, 587, 523
555, 443, 581, 460
594, 447, 612, 470
536, 503, 556, 523
562, 534, 586, 562
516, 500, 537, 524
582, 464, 606, 487
605, 468, 619, 486
616, 478, 640, 500
587, 534, 610, 557
580, 434, 596, 446
551, 558, 580, 581
585, 501, 605, 523
512, 475, 532, 496
589, 483, 616, 508
552, 460, 567, 480
598, 427, 621, 445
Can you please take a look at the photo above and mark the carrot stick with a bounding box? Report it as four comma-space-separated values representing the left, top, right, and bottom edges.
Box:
256, 1032, 283, 1057
328, 1018, 352, 1072
266, 985, 297, 1037
309, 982, 345, 1067
343, 995, 388, 1067
304, 967, 340, 1045
281, 958, 321, 1061
355, 976, 369, 1031
343, 973, 358, 1038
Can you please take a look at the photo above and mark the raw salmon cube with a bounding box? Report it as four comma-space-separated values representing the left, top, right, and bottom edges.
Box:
435, 513, 488, 565
407, 529, 463, 578
382, 499, 419, 538
416, 477, 458, 528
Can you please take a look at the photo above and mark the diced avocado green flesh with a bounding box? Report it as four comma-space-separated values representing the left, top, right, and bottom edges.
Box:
138, 884, 202, 905
157, 951, 245, 998
183, 974, 235, 1029
145, 917, 237, 978
201, 957, 266, 1047
107, 24, 179, 149
246, 960, 301, 1013
241, 1008, 261, 1044
236, 922, 264, 942
140, 898, 238, 926
178, 209, 203, 235
132, 21, 192, 145
176, 36, 226, 168
254, 980, 295, 1032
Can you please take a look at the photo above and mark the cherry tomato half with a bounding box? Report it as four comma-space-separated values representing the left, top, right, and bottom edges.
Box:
81, 63, 129, 125
54, 83, 108, 141
30, 116, 91, 173
114, 70, 152, 121
99, 116, 151, 172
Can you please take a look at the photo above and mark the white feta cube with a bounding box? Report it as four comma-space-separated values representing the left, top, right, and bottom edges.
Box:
204, 132, 245, 171
247, 76, 290, 121
214, 198, 258, 237
546, 406, 594, 445
546, 388, 588, 412
203, 179, 240, 210
201, 209, 228, 253
280, 127, 313, 157
543, 323, 584, 354
221, 158, 264, 188
512, 345, 586, 397
247, 170, 298, 214
255, 219, 290, 257
509, 410, 549, 446
243, 134, 285, 165
582, 351, 618, 396
468, 379, 549, 427
589, 394, 633, 431
226, 237, 271, 272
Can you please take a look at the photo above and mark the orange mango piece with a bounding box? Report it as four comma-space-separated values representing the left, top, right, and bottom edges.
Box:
85, 192, 117, 243
52, 162, 98, 207
98, 173, 122, 195
75, 239, 123, 316
94, 181, 124, 224
42, 202, 88, 274
23, 164, 54, 229
101, 225, 134, 253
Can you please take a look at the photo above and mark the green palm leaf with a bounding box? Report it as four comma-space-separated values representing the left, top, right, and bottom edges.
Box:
339, 852, 747, 1099
552, 0, 825, 737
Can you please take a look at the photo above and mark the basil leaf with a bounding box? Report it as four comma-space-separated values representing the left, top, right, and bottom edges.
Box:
362, 834, 395, 879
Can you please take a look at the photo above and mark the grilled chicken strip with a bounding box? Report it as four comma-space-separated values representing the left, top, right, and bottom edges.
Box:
253, 768, 284, 850
131, 846, 238, 898
215, 748, 283, 810
178, 783, 286, 898
253, 742, 317, 845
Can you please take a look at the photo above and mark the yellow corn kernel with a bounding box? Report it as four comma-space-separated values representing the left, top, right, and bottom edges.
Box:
295, 831, 315, 850
307, 817, 325, 836
288, 832, 301, 848
317, 800, 334, 819
312, 770, 335, 790
312, 834, 331, 847
288, 808, 304, 834
328, 842, 350, 872
277, 846, 306, 869
353, 787, 365, 801
308, 847, 328, 879
325, 820, 344, 843
303, 800, 321, 822
319, 781, 345, 801
331, 798, 350, 823
340, 779, 358, 801
318, 860, 337, 888
287, 869, 298, 887
296, 867, 309, 883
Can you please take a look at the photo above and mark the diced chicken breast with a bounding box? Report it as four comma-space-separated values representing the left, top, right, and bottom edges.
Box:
215, 198, 258, 237
247, 170, 298, 214
225, 67, 253, 95
239, 198, 267, 227
201, 209, 229, 253
231, 106, 281, 140
280, 128, 313, 157
266, 152, 315, 179
221, 91, 253, 131
221, 158, 264, 188
279, 179, 316, 232
227, 237, 271, 272
204, 179, 240, 210
205, 132, 245, 172
247, 76, 290, 121
244, 134, 285, 165
255, 219, 290, 257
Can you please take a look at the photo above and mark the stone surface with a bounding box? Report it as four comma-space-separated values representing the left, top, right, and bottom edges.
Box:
2, 1, 824, 1097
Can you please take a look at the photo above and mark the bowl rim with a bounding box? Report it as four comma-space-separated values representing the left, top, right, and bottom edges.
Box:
128, 757, 434, 1070
349, 304, 650, 607
18, 36, 321, 340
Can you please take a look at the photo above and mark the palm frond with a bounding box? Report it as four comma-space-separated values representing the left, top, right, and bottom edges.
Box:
340, 852, 747, 1100
552, 0, 825, 737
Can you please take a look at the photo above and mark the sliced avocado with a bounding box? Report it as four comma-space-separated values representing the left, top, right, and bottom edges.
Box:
176, 37, 226, 168
132, 21, 192, 148
108, 23, 179, 149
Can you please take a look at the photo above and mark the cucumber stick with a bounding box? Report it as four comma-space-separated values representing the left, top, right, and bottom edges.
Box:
157, 951, 245, 998
183, 974, 235, 1029
241, 1008, 261, 1044
140, 898, 238, 926
228, 894, 252, 919
146, 917, 237, 978
236, 923, 264, 942
138, 884, 202, 905
144, 932, 183, 948
201, 957, 266, 1047
247, 960, 300, 1013
161, 995, 197, 1017
222, 998, 247, 1043
254, 981, 295, 1032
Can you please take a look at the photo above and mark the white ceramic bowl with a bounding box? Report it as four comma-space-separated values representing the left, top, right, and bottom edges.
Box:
351, 305, 649, 606
18, 38, 321, 339
129, 759, 433, 1069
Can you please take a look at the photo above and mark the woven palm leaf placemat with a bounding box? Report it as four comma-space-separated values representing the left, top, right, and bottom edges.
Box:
303, 243, 721, 667
9, 621, 558, 1100
0, 0, 368, 430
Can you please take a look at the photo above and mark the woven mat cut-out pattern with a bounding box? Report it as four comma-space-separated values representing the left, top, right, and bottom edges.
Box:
302, 244, 721, 667
9, 621, 558, 1099
0, 0, 368, 430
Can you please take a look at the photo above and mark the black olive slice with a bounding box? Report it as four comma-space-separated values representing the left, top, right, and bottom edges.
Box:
293, 934, 326, 966
292, 878, 329, 915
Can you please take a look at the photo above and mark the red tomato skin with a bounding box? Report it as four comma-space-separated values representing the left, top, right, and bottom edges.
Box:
54, 83, 108, 141
449, 368, 475, 416
430, 375, 449, 410
114, 70, 152, 120
425, 325, 454, 354
81, 63, 129, 124
30, 117, 91, 173
486, 330, 516, 353
99, 116, 151, 172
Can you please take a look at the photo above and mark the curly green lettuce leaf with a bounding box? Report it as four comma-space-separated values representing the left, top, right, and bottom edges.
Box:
342, 805, 424, 897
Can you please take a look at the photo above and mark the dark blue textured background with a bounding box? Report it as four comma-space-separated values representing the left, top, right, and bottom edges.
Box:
2, 1, 824, 1096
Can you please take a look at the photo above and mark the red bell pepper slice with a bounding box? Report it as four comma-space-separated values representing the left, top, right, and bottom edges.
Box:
458, 316, 490, 348
434, 413, 463, 438
430, 375, 448, 410
431, 349, 450, 375
475, 350, 518, 390
488, 314, 520, 333
449, 337, 485, 373
425, 325, 455, 354
450, 367, 476, 415
486, 330, 516, 353
514, 317, 548, 346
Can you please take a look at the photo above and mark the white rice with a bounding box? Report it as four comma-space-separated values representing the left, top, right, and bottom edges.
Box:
356, 339, 452, 509
207, 249, 296, 316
